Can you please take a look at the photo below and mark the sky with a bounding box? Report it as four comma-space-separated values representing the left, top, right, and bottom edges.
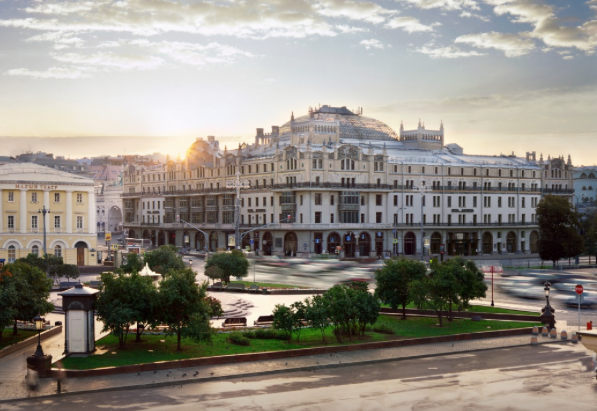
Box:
0, 0, 596, 164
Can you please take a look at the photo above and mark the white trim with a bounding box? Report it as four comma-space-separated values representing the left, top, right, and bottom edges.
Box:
72, 239, 91, 248
2, 239, 23, 249
25, 239, 44, 249
50, 239, 68, 249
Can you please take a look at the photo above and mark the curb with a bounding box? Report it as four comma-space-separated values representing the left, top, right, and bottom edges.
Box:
0, 326, 62, 360
0, 338, 569, 404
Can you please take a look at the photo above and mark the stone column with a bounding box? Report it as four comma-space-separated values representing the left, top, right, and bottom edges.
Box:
66, 190, 73, 233
88, 189, 96, 234
43, 190, 50, 231
20, 189, 27, 233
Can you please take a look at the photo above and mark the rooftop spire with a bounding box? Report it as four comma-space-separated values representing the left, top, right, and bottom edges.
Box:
291, 111, 294, 121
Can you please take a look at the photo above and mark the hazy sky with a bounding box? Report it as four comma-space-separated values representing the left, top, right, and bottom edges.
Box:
0, 0, 596, 164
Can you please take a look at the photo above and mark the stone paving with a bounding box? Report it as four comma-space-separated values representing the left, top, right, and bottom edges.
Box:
0, 325, 584, 403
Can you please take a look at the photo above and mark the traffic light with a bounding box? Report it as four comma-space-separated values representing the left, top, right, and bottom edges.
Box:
287, 214, 292, 223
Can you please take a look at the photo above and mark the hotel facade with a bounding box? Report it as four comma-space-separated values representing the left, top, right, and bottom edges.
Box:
123, 105, 573, 259
0, 163, 97, 266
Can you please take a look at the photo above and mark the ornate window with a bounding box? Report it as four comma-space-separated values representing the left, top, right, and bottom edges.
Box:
8, 245, 16, 263
32, 245, 39, 256
54, 245, 62, 258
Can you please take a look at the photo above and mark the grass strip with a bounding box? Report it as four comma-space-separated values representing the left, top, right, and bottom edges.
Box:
58, 316, 541, 370
1, 329, 38, 350
381, 303, 539, 316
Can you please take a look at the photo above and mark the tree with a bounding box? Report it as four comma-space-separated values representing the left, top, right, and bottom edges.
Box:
143, 246, 185, 276
7, 261, 54, 335
581, 210, 597, 263
374, 258, 427, 319
18, 253, 64, 284
204, 250, 249, 284
410, 268, 456, 327
205, 296, 224, 319
158, 268, 207, 350
353, 288, 381, 336
53, 263, 80, 283
123, 271, 158, 342
290, 301, 306, 341
272, 304, 294, 341
537, 195, 583, 267
121, 253, 144, 273
303, 295, 329, 343
204, 266, 223, 284
0, 268, 17, 342
96, 272, 137, 348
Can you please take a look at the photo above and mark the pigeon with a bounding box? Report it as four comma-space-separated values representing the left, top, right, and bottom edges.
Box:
210, 372, 214, 375
153, 371, 158, 374
137, 373, 140, 376
182, 373, 187, 377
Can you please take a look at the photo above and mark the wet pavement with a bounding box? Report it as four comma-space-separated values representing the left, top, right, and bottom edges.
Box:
0, 325, 580, 403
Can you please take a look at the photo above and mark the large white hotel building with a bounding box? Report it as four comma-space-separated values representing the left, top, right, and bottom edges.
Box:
123, 105, 573, 259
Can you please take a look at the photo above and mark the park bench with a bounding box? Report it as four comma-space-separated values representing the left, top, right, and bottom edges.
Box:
226, 283, 246, 291
249, 284, 260, 291
59, 282, 79, 290
254, 315, 274, 326
221, 317, 247, 328
211, 282, 223, 289
89, 281, 102, 289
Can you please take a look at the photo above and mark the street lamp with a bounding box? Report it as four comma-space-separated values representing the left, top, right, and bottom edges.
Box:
540, 281, 555, 329
413, 181, 431, 261
33, 314, 45, 357
38, 206, 50, 274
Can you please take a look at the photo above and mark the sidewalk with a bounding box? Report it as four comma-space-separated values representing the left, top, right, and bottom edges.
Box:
0, 326, 582, 403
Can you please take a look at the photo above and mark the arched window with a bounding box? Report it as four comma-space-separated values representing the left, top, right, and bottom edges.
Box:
581, 173, 587, 179
8, 245, 16, 263
590, 173, 596, 179
583, 186, 587, 190
32, 245, 39, 256
590, 186, 594, 190
54, 245, 62, 258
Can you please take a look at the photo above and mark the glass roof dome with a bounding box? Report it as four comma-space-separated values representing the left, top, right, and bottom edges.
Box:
279, 105, 399, 141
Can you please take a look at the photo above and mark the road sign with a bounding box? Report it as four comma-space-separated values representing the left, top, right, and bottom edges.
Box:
393, 239, 398, 244
111, 244, 119, 250
576, 284, 584, 295
482, 265, 504, 274
250, 239, 254, 245
105, 232, 112, 241
439, 244, 445, 254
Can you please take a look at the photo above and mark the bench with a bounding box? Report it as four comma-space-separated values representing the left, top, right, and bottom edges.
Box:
89, 281, 103, 289
226, 283, 246, 291
254, 315, 274, 326
222, 317, 247, 328
249, 284, 260, 291
59, 282, 79, 290
211, 282, 223, 289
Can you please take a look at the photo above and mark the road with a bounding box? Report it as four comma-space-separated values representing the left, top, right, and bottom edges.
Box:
3, 342, 596, 410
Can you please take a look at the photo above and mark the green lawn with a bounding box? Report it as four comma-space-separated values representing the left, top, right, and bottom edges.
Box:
58, 316, 541, 370
227, 281, 308, 289
0, 329, 37, 350
381, 303, 539, 316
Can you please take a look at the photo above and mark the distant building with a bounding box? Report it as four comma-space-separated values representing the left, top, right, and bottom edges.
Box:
123, 105, 574, 258
15, 151, 92, 177
0, 163, 97, 266
573, 166, 597, 210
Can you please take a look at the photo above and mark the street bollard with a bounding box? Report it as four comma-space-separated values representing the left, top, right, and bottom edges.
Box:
571, 333, 579, 344
531, 336, 539, 346
541, 327, 549, 336
550, 328, 557, 338
560, 330, 568, 340
532, 326, 539, 335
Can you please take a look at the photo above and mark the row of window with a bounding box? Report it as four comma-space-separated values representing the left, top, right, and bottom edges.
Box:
6, 215, 84, 230
5, 192, 82, 203
6, 244, 62, 263
395, 165, 538, 178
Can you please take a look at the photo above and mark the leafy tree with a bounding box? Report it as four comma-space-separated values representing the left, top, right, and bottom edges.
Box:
18, 253, 64, 284
290, 301, 306, 341
581, 210, 597, 263
353, 289, 381, 336
303, 295, 329, 343
204, 266, 223, 283
374, 258, 427, 319
272, 304, 294, 341
537, 195, 583, 267
158, 268, 208, 350
0, 268, 17, 342
7, 261, 53, 335
96, 272, 137, 348
322, 285, 353, 342
143, 245, 185, 276
205, 296, 224, 319
123, 271, 158, 342
204, 250, 249, 284
52, 263, 80, 283
121, 253, 144, 273
410, 267, 457, 327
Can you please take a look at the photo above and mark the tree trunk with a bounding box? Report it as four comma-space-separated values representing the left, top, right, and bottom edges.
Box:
177, 329, 182, 351
135, 322, 142, 342
437, 309, 443, 327
401, 303, 407, 320
13, 319, 18, 336
448, 299, 453, 322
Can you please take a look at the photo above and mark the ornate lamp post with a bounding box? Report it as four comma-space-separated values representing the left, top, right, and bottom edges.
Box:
33, 314, 45, 356
38, 206, 50, 274
26, 314, 52, 378
540, 281, 556, 329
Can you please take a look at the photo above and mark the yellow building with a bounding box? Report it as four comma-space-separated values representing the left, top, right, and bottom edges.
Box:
0, 163, 97, 266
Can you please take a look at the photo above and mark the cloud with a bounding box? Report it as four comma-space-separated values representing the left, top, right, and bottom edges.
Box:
394, 0, 480, 11
459, 10, 491, 22
483, 0, 597, 53
415, 44, 485, 58
0, 0, 340, 39
4, 67, 90, 79
562, 55, 574, 60
360, 38, 385, 49
315, 0, 398, 24
455, 31, 536, 56
336, 25, 369, 33
26, 32, 85, 49
51, 51, 165, 70
385, 16, 439, 33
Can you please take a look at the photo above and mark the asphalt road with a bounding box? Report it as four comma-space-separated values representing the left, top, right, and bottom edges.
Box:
4, 343, 596, 410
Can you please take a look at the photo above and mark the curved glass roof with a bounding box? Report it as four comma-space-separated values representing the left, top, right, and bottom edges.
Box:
279, 106, 399, 141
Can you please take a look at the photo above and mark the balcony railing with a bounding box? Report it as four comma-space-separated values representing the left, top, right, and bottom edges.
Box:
121, 183, 568, 197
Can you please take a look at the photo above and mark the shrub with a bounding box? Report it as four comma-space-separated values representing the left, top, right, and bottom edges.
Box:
254, 328, 287, 340
372, 324, 394, 334
228, 332, 251, 346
